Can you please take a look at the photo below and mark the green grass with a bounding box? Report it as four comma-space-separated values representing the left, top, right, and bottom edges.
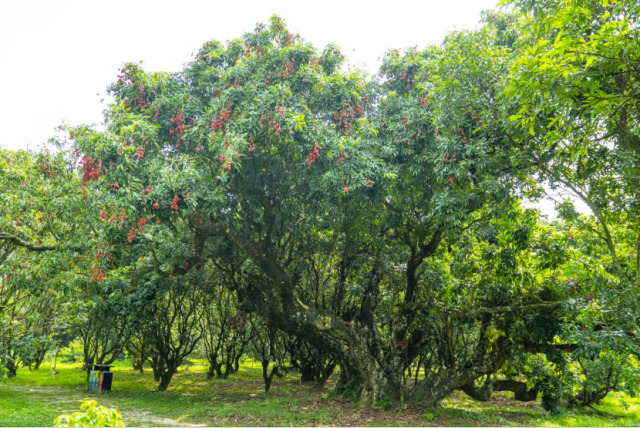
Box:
0, 387, 60, 427
1, 359, 639, 427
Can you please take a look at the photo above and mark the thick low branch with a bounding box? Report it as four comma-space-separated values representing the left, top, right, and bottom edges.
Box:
408, 338, 513, 406
524, 343, 579, 354
0, 233, 56, 251
462, 301, 562, 316
462, 379, 538, 402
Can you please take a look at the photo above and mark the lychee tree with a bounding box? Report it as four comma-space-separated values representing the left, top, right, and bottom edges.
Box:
73, 15, 385, 395
72, 16, 567, 403
0, 146, 104, 378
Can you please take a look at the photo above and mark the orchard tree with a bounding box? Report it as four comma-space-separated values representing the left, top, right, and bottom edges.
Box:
201, 286, 252, 379
146, 277, 202, 391
433, 2, 640, 407
73, 15, 383, 399
0, 147, 99, 377
70, 15, 583, 405
502, 0, 640, 341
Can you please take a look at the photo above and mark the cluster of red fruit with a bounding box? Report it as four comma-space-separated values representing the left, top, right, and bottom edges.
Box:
272, 25, 295, 48
89, 265, 106, 282
169, 109, 186, 139
80, 156, 102, 182
210, 107, 232, 131
441, 153, 457, 163
471, 113, 485, 127
126, 217, 151, 243
278, 62, 296, 79
259, 114, 283, 136
275, 105, 286, 118
380, 63, 426, 90
134, 93, 150, 109
337, 149, 348, 165
107, 182, 120, 192
306, 142, 321, 167
225, 77, 245, 88
341, 179, 351, 194
142, 185, 153, 195
459, 127, 469, 146
117, 64, 139, 86
399, 115, 412, 127
38, 156, 58, 178
220, 155, 234, 171
118, 209, 126, 228
170, 195, 180, 213
331, 102, 363, 136
137, 146, 145, 161
137, 217, 150, 231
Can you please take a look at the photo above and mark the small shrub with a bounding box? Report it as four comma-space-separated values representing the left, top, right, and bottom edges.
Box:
53, 399, 125, 427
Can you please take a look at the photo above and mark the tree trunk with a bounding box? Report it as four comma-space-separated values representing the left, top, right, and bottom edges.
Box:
6, 361, 18, 378
151, 355, 165, 382
261, 359, 275, 393
215, 361, 229, 378
231, 231, 406, 403
263, 299, 401, 404
84, 354, 95, 381
157, 368, 176, 391
234, 355, 241, 373
206, 363, 215, 380
33, 348, 47, 370
318, 361, 336, 387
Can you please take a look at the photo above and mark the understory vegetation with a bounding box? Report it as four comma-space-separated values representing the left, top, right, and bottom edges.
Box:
1, 359, 639, 427
1, 0, 640, 426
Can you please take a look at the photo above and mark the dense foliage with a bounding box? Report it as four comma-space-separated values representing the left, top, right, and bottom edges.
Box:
53, 400, 125, 427
1, 0, 638, 412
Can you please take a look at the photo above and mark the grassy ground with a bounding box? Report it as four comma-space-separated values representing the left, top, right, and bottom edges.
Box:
1, 359, 639, 427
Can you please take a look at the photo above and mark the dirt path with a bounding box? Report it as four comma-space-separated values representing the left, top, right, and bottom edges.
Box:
6, 385, 206, 427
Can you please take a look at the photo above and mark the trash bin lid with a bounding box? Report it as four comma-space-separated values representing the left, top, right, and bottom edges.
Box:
93, 364, 114, 371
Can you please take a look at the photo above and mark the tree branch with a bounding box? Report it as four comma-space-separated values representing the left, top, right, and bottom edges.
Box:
0, 232, 56, 251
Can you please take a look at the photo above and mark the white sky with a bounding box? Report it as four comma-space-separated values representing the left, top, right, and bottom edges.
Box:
0, 0, 578, 217
0, 0, 498, 151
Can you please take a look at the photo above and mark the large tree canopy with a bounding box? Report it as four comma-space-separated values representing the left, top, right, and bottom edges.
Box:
2, 5, 638, 409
